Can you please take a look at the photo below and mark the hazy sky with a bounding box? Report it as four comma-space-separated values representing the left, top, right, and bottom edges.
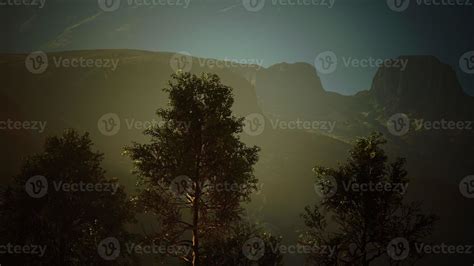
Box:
2, 0, 473, 95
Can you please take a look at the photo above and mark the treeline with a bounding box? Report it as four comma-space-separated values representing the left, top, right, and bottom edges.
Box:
0, 73, 436, 266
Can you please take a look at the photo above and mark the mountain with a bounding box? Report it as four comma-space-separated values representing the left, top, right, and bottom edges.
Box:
369, 56, 473, 119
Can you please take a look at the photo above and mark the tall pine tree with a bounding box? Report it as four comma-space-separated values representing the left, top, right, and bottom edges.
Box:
125, 72, 260, 265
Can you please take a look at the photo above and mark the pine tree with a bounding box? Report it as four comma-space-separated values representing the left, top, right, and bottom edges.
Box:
301, 133, 437, 265
125, 72, 260, 265
0, 129, 136, 265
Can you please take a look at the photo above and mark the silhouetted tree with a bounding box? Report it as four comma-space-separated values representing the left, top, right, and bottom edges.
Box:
301, 133, 437, 265
125, 72, 260, 265
0, 130, 136, 265
201, 221, 283, 265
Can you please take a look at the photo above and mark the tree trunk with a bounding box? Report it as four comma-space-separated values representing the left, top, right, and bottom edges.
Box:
192, 182, 200, 266
192, 130, 203, 266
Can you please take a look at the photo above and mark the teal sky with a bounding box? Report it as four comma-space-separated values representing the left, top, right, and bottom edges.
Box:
2, 0, 473, 95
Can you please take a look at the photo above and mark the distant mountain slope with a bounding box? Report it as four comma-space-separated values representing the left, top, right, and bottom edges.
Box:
369, 56, 473, 119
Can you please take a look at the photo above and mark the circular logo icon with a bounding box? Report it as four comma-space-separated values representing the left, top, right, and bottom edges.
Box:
25, 175, 48, 198
98, 237, 121, 260
387, 113, 410, 136
170, 52, 193, 73
243, 0, 265, 12
387, 0, 410, 12
98, 0, 121, 12
243, 113, 265, 136
314, 51, 337, 74
170, 175, 193, 199
459, 175, 474, 198
314, 175, 337, 198
387, 237, 410, 261
242, 237, 265, 261
459, 51, 474, 74
98, 113, 121, 136
25, 51, 48, 74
